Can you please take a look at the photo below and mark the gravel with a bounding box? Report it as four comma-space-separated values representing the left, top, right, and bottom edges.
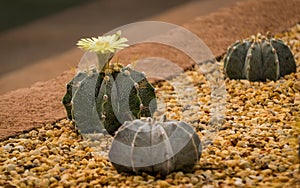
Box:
1, 24, 299, 187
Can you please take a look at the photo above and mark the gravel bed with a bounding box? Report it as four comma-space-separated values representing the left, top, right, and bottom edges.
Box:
1, 24, 300, 187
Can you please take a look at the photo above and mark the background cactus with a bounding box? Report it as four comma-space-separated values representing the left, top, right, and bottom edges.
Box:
224, 33, 296, 81
109, 117, 202, 176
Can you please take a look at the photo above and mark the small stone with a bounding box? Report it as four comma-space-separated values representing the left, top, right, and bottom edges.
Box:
190, 176, 199, 185
49, 177, 57, 184
277, 175, 290, 182
268, 164, 277, 171
237, 141, 248, 147
278, 165, 287, 172
61, 174, 70, 181
6, 164, 16, 172
15, 145, 25, 152
293, 81, 300, 91
214, 172, 226, 179
239, 160, 250, 169
225, 160, 239, 167
202, 185, 214, 188
234, 178, 244, 186
185, 183, 193, 188
236, 170, 250, 178
175, 171, 184, 179
261, 169, 272, 176
33, 159, 40, 165
3, 144, 12, 151
156, 180, 170, 188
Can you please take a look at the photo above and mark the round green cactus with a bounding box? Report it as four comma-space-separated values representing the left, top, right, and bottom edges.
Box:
62, 63, 157, 135
224, 33, 296, 81
109, 117, 202, 176
62, 32, 157, 135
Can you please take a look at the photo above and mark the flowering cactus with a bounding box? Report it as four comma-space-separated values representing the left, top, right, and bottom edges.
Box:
62, 31, 157, 135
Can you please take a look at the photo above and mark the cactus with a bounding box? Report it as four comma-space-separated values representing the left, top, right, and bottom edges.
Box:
224, 33, 296, 81
62, 64, 156, 135
109, 117, 202, 176
62, 32, 157, 135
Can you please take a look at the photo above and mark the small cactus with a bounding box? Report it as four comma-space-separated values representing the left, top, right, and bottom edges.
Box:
224, 33, 296, 81
62, 32, 157, 135
109, 117, 202, 176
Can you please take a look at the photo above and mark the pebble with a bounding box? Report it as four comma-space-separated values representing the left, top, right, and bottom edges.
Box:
190, 176, 199, 185
261, 169, 273, 176
234, 178, 244, 186
6, 164, 16, 172
0, 24, 300, 187
157, 180, 170, 188
3, 144, 12, 151
236, 140, 248, 147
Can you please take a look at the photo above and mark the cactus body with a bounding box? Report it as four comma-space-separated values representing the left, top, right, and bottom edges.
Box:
109, 118, 202, 176
95, 64, 157, 135
62, 68, 108, 133
224, 34, 296, 81
62, 63, 157, 135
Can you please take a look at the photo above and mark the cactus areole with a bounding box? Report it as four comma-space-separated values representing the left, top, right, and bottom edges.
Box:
224, 33, 296, 81
109, 117, 202, 176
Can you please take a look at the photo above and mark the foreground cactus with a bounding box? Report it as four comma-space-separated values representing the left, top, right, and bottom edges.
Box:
62, 31, 157, 135
109, 117, 202, 176
224, 33, 296, 81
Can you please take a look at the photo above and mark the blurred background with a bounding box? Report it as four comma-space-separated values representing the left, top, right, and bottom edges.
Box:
0, 0, 244, 94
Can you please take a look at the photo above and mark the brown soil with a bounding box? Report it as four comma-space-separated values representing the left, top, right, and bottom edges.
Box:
0, 0, 300, 140
0, 0, 247, 95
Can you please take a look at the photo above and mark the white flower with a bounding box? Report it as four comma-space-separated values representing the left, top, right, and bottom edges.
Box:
76, 31, 129, 54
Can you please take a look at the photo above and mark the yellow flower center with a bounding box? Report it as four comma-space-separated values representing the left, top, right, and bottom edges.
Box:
96, 41, 109, 49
